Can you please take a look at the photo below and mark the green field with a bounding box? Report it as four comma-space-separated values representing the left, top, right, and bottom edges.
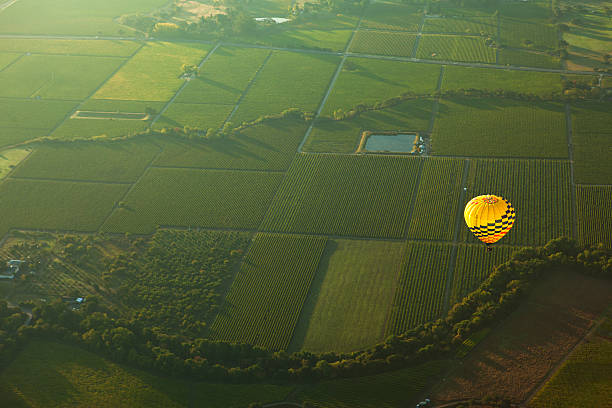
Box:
423, 16, 496, 35
246, 28, 353, 52
576, 186, 612, 248
441, 66, 562, 95
530, 336, 612, 408
0, 148, 30, 179
406, 157, 465, 241
299, 239, 404, 353
102, 168, 283, 233
0, 52, 20, 70
94, 42, 211, 101
361, 2, 422, 32
13, 141, 160, 182
387, 242, 452, 335
0, 340, 292, 408
0, 38, 141, 56
498, 48, 561, 69
349, 31, 417, 57
416, 35, 496, 63
431, 98, 567, 158
571, 102, 612, 184
260, 154, 421, 238
153, 103, 233, 131
210, 233, 327, 350
306, 98, 433, 153
500, 18, 558, 50
231, 51, 340, 124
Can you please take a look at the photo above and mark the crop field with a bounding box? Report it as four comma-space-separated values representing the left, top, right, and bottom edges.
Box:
576, 186, 612, 248
530, 336, 612, 408
0, 179, 127, 237
260, 154, 421, 238
176, 46, 270, 105
231, 51, 340, 124
13, 141, 160, 183
102, 168, 283, 233
571, 102, 612, 184
210, 234, 327, 350
0, 54, 123, 99
431, 98, 567, 158
450, 244, 519, 305
387, 242, 452, 335
361, 2, 423, 32
406, 158, 465, 241
441, 66, 562, 96
306, 98, 434, 153
500, 18, 558, 50
460, 159, 573, 246
153, 103, 234, 131
0, 341, 292, 408
498, 48, 561, 69
0, 52, 20, 70
94, 42, 211, 101
0, 148, 29, 179
423, 16, 496, 35
0, 38, 140, 57
247, 28, 353, 52
294, 360, 449, 408
322, 58, 441, 116
299, 239, 405, 353
154, 118, 308, 171
416, 35, 496, 63
349, 31, 417, 57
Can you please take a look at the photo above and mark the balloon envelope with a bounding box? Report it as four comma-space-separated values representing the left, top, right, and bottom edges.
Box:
464, 195, 515, 245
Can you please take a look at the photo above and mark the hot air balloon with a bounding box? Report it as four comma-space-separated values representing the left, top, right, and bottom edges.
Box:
464, 195, 515, 251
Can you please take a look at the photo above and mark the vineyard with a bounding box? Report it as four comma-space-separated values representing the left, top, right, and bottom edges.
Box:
498, 48, 561, 69
210, 234, 327, 350
260, 154, 422, 238
406, 157, 465, 241
361, 3, 422, 32
459, 159, 573, 246
576, 186, 612, 248
571, 102, 612, 184
416, 35, 496, 63
423, 16, 496, 35
349, 31, 417, 57
500, 18, 558, 50
0, 38, 140, 56
386, 242, 452, 335
153, 102, 234, 132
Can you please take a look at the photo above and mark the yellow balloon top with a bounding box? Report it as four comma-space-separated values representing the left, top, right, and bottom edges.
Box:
464, 195, 515, 245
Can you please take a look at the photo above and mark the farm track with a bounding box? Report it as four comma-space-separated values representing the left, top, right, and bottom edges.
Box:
565, 103, 578, 239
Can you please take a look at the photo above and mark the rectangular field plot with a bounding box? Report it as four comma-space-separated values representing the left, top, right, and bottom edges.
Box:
154, 118, 308, 171
176, 46, 270, 105
431, 98, 567, 158
210, 234, 327, 350
349, 31, 417, 57
0, 148, 30, 180
299, 239, 404, 353
499, 48, 561, 69
0, 52, 20, 70
361, 2, 423, 31
231, 51, 340, 124
306, 98, 434, 153
460, 159, 573, 246
13, 141, 160, 183
416, 35, 495, 63
102, 168, 283, 233
571, 102, 612, 184
0, 179, 128, 237
260, 154, 421, 238
442, 66, 562, 96
244, 29, 353, 53
0, 39, 140, 57
153, 103, 233, 131
322, 58, 441, 115
387, 242, 452, 335
94, 42, 211, 102
423, 16, 496, 35
0, 54, 124, 99
576, 186, 612, 248
500, 19, 558, 51
406, 157, 465, 240
450, 244, 519, 305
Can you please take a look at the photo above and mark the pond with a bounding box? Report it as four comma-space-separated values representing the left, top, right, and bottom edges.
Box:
364, 133, 416, 153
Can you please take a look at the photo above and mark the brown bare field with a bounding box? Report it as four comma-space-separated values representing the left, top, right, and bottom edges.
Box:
429, 270, 612, 404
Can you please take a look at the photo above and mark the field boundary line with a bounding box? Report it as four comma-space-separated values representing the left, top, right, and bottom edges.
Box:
0, 52, 25, 73
150, 42, 220, 127
300, 150, 572, 161
220, 50, 273, 128
565, 103, 578, 239
8, 175, 132, 185
411, 13, 427, 58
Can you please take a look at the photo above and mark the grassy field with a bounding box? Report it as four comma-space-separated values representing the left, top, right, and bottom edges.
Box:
0, 148, 30, 179
498, 48, 561, 69
102, 168, 283, 233
210, 233, 327, 350
260, 154, 421, 238
441, 66, 562, 95
0, 340, 292, 408
431, 98, 567, 158
361, 2, 423, 32
500, 18, 558, 51
306, 98, 433, 153
460, 159, 573, 246
13, 141, 160, 182
0, 38, 140, 56
387, 242, 452, 335
416, 35, 496, 63
153, 103, 234, 131
246, 28, 353, 52
0, 52, 20, 70
349, 31, 417, 57
231, 51, 340, 124
423, 16, 496, 35
0, 179, 128, 237
406, 157, 465, 241
576, 186, 612, 248
571, 102, 612, 184
299, 239, 404, 353
322, 58, 441, 115
94, 42, 211, 101
176, 46, 270, 105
